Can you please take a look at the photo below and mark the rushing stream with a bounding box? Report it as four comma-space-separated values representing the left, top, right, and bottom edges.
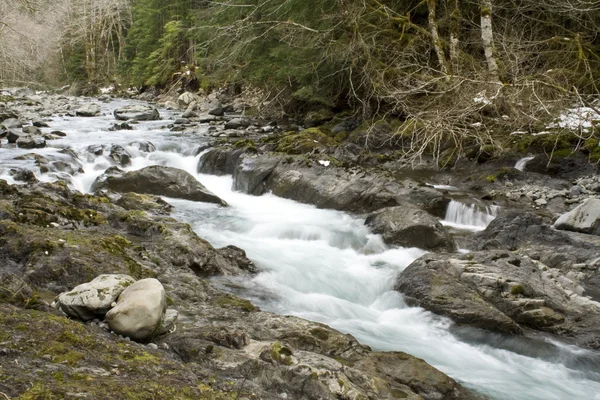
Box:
2, 97, 600, 400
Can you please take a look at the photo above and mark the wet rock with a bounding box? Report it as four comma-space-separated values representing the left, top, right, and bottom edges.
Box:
233, 154, 283, 195
224, 117, 250, 130
55, 274, 136, 321
114, 105, 160, 121
7, 129, 22, 143
366, 206, 455, 251
32, 118, 49, 128
16, 135, 46, 149
128, 140, 156, 153
94, 165, 227, 205
9, 168, 37, 183
197, 147, 245, 176
208, 104, 224, 116
76, 103, 101, 117
22, 125, 42, 135
108, 144, 132, 167
105, 278, 166, 341
554, 198, 600, 236
114, 192, 173, 215
1, 118, 22, 129
397, 251, 600, 348
108, 122, 134, 131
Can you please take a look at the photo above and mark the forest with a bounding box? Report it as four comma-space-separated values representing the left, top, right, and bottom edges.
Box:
2, 0, 600, 160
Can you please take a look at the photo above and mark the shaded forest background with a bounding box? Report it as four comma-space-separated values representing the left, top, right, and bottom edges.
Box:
2, 0, 600, 161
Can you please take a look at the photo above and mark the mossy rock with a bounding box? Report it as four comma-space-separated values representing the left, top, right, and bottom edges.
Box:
213, 294, 257, 312
0, 306, 238, 399
275, 128, 336, 154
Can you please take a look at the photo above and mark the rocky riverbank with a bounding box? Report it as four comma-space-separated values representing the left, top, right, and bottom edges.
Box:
1, 87, 600, 399
0, 89, 486, 400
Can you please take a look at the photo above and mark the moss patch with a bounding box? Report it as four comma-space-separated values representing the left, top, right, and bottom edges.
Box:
275, 128, 336, 154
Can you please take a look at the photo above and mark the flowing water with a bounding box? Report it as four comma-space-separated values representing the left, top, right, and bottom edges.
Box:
2, 96, 600, 400
515, 156, 535, 172
442, 200, 500, 231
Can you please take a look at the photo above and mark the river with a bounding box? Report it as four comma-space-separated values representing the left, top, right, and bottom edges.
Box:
1, 97, 599, 399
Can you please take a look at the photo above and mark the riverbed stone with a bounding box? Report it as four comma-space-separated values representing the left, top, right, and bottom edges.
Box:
55, 274, 136, 321
93, 165, 227, 205
554, 198, 600, 235
366, 205, 455, 251
76, 103, 101, 117
396, 250, 600, 348
16, 135, 46, 149
105, 278, 166, 341
114, 105, 160, 121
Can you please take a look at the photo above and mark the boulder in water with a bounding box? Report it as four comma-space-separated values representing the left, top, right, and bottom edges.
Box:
7, 129, 22, 143
108, 144, 132, 167
554, 198, 600, 236
76, 103, 101, 117
1, 118, 22, 129
114, 105, 160, 121
93, 165, 227, 205
55, 274, 135, 321
225, 117, 250, 130
16, 135, 46, 149
365, 205, 455, 251
105, 278, 166, 341
9, 168, 37, 183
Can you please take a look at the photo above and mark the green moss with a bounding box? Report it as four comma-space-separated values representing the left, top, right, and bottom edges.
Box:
275, 128, 336, 154
233, 139, 257, 153
270, 341, 294, 365
486, 175, 496, 183
584, 138, 598, 152
511, 284, 525, 295
213, 295, 257, 312
310, 328, 330, 341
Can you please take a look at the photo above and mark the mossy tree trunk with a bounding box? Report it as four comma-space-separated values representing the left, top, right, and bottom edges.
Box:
427, 0, 449, 75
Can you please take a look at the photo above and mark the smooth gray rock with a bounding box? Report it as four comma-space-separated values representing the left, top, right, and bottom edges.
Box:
16, 135, 46, 149
177, 92, 198, 109
554, 198, 600, 236
22, 125, 41, 135
365, 206, 455, 251
55, 274, 135, 321
105, 278, 166, 341
396, 251, 600, 349
76, 103, 101, 117
7, 129, 22, 143
224, 117, 250, 130
114, 105, 160, 121
93, 165, 227, 205
1, 118, 22, 129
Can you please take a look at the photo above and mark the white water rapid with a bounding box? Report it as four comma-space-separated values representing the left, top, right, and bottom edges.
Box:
515, 156, 535, 172
2, 97, 600, 400
442, 200, 499, 231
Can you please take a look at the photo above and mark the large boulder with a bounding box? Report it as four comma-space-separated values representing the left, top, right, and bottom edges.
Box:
233, 154, 283, 195
113, 105, 160, 121
7, 129, 22, 143
365, 205, 455, 251
16, 135, 46, 149
55, 274, 135, 321
197, 147, 245, 176
554, 198, 600, 236
76, 103, 101, 117
105, 278, 166, 341
1, 118, 22, 129
396, 251, 600, 348
177, 92, 199, 109
93, 165, 227, 205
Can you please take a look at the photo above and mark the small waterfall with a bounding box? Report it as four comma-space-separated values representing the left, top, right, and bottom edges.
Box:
515, 156, 535, 172
442, 200, 499, 230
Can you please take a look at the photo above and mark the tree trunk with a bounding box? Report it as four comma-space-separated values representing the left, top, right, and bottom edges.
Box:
480, 0, 500, 83
427, 0, 448, 75
449, 0, 460, 71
